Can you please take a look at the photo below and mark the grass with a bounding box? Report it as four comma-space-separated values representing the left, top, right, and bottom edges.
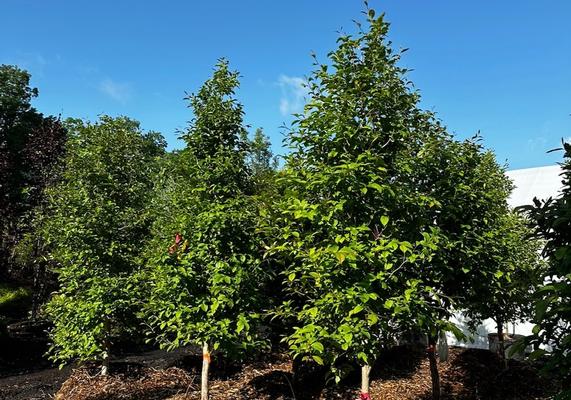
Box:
0, 283, 31, 316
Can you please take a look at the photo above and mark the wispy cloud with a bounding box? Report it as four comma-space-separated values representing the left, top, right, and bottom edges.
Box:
99, 78, 131, 103
277, 75, 308, 116
1, 52, 50, 77
527, 136, 547, 150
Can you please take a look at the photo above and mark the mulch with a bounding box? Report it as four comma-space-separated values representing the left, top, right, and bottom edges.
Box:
51, 346, 562, 400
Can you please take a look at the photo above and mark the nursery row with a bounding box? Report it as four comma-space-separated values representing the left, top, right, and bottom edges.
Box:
1, 7, 569, 400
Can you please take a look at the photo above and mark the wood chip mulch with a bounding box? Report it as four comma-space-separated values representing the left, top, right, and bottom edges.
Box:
55, 347, 563, 400
55, 366, 197, 400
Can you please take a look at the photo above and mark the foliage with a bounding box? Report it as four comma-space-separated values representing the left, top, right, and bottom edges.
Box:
407, 135, 517, 336
521, 143, 571, 381
462, 211, 544, 334
0, 65, 66, 283
263, 13, 527, 400
144, 60, 269, 359
248, 127, 278, 194
0, 12, 551, 399
0, 64, 38, 131
33, 116, 165, 367
264, 11, 447, 381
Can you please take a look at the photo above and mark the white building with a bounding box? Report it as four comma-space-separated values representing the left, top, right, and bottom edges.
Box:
447, 164, 563, 349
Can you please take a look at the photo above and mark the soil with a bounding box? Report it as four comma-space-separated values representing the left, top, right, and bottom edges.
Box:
0, 345, 563, 400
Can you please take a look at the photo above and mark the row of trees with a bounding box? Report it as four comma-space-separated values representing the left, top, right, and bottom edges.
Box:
2, 7, 569, 400
0, 65, 67, 321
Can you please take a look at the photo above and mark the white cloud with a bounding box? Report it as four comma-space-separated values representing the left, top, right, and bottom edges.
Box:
99, 78, 131, 103
277, 75, 308, 116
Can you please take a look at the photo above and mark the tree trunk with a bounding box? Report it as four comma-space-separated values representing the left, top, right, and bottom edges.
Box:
101, 319, 111, 376
427, 335, 440, 400
497, 318, 507, 369
201, 342, 210, 400
360, 363, 372, 399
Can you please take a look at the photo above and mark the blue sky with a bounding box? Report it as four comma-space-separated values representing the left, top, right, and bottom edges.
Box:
2, 1, 570, 169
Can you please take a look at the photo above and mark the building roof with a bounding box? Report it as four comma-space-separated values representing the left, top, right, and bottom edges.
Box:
505, 165, 563, 208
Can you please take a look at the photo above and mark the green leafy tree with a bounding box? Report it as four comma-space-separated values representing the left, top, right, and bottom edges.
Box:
462, 211, 544, 365
248, 127, 278, 194
33, 116, 164, 374
264, 10, 449, 399
0, 65, 66, 292
521, 143, 571, 393
144, 60, 268, 400
266, 8, 522, 399
407, 134, 517, 398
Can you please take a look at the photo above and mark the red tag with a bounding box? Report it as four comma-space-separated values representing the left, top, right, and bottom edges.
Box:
360, 393, 372, 400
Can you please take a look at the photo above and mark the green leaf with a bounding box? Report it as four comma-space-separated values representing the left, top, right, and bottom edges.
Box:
312, 342, 324, 352
368, 182, 383, 192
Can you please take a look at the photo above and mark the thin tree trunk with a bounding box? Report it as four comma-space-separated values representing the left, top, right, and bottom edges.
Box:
360, 363, 372, 399
497, 318, 507, 369
101, 354, 109, 376
201, 342, 210, 400
427, 334, 440, 400
101, 319, 111, 376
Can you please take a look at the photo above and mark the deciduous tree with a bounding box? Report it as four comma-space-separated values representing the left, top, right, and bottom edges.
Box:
521, 143, 571, 394
265, 10, 446, 399
144, 60, 269, 400
34, 116, 164, 374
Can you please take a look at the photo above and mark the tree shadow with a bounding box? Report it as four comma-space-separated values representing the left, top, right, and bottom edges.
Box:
175, 352, 242, 380
241, 357, 328, 400
0, 333, 52, 377
246, 345, 426, 400
244, 370, 297, 399
443, 348, 555, 400
372, 344, 426, 381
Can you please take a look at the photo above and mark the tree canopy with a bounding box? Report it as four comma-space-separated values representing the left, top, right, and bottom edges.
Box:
32, 116, 164, 372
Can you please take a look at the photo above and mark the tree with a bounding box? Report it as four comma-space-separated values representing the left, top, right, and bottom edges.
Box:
264, 10, 448, 399
33, 116, 164, 374
521, 143, 571, 393
265, 8, 523, 399
0, 65, 66, 289
407, 134, 517, 398
0, 65, 38, 132
462, 211, 544, 365
248, 127, 278, 194
144, 60, 269, 400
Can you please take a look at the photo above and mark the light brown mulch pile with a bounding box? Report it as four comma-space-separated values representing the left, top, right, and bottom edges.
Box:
55, 347, 562, 400
55, 367, 197, 400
